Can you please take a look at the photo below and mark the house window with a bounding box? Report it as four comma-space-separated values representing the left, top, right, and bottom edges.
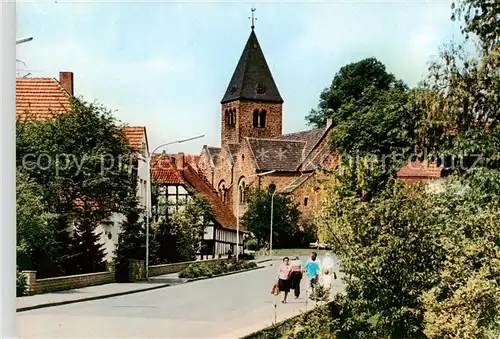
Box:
304, 197, 309, 206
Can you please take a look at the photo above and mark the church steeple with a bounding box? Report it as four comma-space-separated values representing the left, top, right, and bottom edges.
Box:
221, 29, 283, 104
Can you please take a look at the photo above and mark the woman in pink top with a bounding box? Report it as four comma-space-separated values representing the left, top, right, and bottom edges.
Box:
277, 257, 293, 303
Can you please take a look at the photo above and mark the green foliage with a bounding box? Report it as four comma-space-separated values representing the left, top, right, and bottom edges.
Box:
114, 183, 146, 282
315, 168, 500, 338
328, 88, 420, 159
282, 305, 338, 339
151, 193, 213, 264
307, 57, 406, 128
244, 237, 259, 251
242, 188, 302, 249
16, 97, 134, 276
178, 260, 257, 279
16, 168, 58, 276
16, 269, 27, 297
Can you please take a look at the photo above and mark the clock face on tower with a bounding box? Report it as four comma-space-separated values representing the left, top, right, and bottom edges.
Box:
229, 85, 237, 95
256, 83, 266, 94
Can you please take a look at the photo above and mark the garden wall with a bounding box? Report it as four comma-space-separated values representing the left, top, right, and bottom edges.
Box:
22, 270, 115, 295
148, 258, 229, 277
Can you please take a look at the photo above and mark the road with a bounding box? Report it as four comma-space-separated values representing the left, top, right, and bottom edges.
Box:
17, 256, 344, 338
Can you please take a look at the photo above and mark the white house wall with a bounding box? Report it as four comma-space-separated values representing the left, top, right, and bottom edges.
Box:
100, 132, 151, 263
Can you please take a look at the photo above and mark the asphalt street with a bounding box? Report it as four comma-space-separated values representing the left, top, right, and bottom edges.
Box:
17, 256, 344, 338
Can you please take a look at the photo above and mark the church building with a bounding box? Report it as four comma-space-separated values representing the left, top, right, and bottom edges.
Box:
197, 26, 338, 221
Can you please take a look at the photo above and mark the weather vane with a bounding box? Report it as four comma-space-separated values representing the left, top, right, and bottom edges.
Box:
249, 7, 257, 30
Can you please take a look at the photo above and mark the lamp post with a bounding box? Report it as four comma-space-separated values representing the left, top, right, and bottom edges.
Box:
269, 181, 295, 257
236, 170, 275, 259
145, 134, 204, 279
16, 37, 33, 45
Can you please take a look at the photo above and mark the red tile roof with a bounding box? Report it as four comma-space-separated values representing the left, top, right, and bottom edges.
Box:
151, 153, 239, 231
123, 126, 146, 153
182, 164, 242, 232
151, 154, 184, 185
16, 78, 71, 121
397, 160, 443, 179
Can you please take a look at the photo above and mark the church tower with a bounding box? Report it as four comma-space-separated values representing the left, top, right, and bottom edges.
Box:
220, 24, 283, 148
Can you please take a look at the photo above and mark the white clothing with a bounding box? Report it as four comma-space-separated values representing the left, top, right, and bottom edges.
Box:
321, 254, 335, 273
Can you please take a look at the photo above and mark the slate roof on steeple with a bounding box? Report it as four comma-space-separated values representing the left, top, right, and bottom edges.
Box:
221, 29, 283, 104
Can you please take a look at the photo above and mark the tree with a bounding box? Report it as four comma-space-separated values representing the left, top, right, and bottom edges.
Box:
242, 188, 301, 249
16, 168, 58, 277
114, 184, 146, 282
306, 57, 406, 128
16, 97, 135, 275
151, 193, 213, 263
314, 167, 500, 338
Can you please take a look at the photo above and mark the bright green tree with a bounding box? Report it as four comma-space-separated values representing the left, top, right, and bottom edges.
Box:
242, 188, 302, 249
16, 168, 58, 277
306, 57, 406, 128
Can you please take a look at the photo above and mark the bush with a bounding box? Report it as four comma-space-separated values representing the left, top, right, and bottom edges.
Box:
238, 252, 255, 260
178, 260, 258, 279
16, 270, 27, 297
245, 238, 259, 251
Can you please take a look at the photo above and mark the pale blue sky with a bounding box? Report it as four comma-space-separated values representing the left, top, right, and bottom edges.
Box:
16, 0, 462, 154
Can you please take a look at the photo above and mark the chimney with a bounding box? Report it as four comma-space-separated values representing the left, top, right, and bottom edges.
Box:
59, 71, 74, 96
326, 118, 333, 129
176, 152, 185, 170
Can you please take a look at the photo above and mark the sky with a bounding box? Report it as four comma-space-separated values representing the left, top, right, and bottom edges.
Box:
16, 0, 463, 154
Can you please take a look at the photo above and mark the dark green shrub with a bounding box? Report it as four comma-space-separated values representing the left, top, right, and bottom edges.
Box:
16, 270, 27, 297
238, 252, 255, 260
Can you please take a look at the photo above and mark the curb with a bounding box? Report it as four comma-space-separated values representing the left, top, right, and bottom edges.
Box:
16, 283, 170, 312
255, 258, 272, 264
17, 265, 266, 312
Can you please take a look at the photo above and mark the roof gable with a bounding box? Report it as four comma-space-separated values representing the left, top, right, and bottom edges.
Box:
221, 29, 283, 104
16, 78, 72, 121
182, 164, 241, 232
151, 154, 185, 185
123, 126, 146, 153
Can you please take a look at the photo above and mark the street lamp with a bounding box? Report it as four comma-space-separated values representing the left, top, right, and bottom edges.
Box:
270, 181, 296, 256
145, 134, 204, 279
236, 170, 276, 259
16, 37, 33, 45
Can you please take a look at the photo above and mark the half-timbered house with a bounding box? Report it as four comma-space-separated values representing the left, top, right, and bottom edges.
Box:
151, 153, 246, 257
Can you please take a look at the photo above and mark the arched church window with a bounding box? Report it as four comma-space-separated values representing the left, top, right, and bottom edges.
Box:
259, 110, 267, 128
218, 180, 226, 201
268, 184, 276, 193
253, 109, 259, 128
231, 108, 236, 126
225, 109, 230, 126
238, 177, 246, 204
